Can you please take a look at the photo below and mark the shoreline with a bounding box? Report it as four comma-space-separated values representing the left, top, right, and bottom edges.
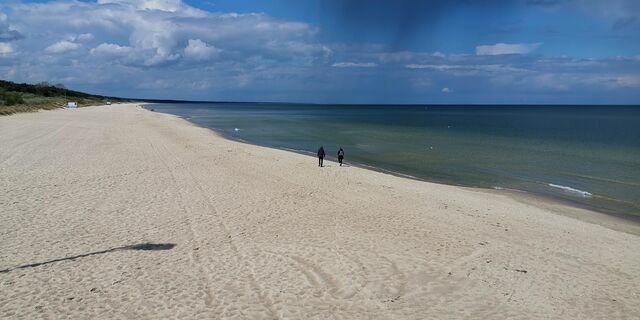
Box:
2, 103, 639, 319
146, 104, 640, 236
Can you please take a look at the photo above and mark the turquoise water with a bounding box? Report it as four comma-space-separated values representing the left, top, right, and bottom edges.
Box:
149, 103, 640, 217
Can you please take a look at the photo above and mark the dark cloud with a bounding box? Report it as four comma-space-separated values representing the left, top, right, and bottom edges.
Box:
311, 0, 514, 49
0, 14, 24, 42
0, 29, 23, 42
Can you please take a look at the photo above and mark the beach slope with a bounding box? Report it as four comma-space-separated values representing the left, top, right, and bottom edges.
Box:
1, 104, 638, 319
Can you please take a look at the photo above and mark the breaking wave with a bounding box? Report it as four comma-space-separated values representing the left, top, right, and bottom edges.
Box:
548, 183, 592, 198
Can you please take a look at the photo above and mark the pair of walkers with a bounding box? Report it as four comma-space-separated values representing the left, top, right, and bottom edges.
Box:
317, 146, 345, 167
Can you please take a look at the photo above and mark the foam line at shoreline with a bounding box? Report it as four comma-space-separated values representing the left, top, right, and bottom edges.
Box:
548, 183, 593, 198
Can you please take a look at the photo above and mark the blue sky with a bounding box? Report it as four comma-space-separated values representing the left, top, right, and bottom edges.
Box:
0, 0, 639, 104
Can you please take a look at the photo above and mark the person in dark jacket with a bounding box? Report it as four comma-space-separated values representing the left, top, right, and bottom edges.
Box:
317, 146, 326, 167
337, 147, 345, 166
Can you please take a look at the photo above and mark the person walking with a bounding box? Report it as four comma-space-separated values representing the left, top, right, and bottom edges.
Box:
337, 147, 345, 166
317, 146, 326, 167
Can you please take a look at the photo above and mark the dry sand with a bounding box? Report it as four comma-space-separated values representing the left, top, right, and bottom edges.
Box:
1, 104, 639, 319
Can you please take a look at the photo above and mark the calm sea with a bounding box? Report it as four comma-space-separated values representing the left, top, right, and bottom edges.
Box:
149, 103, 640, 217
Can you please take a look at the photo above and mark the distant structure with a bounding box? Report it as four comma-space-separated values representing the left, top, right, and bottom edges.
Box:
66, 101, 78, 108
106, 101, 112, 105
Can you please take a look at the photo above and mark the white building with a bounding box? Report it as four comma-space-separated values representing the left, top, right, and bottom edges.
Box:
66, 101, 78, 108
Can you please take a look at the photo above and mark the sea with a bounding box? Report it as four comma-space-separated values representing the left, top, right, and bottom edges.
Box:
148, 103, 640, 218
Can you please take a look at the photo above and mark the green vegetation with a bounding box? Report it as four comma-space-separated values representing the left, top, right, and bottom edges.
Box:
0, 88, 25, 106
0, 80, 133, 115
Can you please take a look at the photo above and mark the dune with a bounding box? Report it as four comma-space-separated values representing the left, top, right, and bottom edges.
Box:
1, 104, 638, 319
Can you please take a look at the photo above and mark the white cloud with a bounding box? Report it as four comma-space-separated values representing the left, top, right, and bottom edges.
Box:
0, 42, 14, 56
332, 62, 377, 68
183, 39, 221, 61
406, 64, 443, 69
96, 0, 204, 15
7, 0, 319, 68
90, 43, 132, 56
613, 75, 640, 87
476, 43, 541, 55
405, 63, 533, 77
76, 33, 95, 42
322, 46, 333, 57
143, 51, 181, 66
407, 64, 474, 71
45, 40, 81, 54
441, 87, 452, 93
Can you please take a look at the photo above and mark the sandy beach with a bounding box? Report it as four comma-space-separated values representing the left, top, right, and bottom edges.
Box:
1, 103, 639, 319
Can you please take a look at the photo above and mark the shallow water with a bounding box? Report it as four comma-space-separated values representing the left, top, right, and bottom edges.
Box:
149, 103, 640, 217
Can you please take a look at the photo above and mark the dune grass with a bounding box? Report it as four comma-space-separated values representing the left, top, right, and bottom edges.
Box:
0, 80, 132, 115
0, 95, 113, 115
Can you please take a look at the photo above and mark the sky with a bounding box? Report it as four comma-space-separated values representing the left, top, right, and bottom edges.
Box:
0, 0, 639, 104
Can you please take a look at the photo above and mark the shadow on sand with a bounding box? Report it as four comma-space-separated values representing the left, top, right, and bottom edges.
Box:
0, 242, 176, 274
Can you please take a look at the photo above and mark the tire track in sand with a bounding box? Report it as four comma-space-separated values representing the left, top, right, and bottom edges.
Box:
147, 130, 279, 319
145, 137, 219, 312
179, 157, 280, 319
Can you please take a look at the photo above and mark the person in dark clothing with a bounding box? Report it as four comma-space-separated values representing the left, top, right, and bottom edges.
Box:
317, 146, 326, 167
337, 147, 345, 166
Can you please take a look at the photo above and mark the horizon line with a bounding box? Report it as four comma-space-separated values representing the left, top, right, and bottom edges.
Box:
137, 98, 640, 107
